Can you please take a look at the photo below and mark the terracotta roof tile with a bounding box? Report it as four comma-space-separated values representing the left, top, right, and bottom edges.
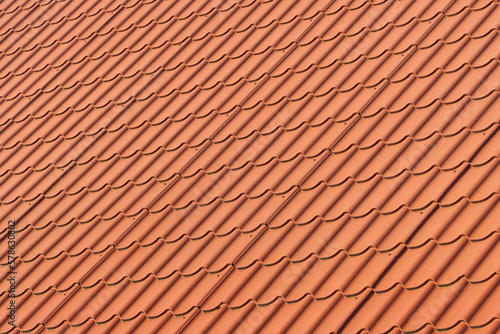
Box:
0, 0, 499, 332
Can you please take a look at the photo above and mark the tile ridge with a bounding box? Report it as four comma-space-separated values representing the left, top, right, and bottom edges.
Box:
3, 275, 498, 333
3, 231, 498, 293
2, 150, 499, 206
0, 0, 270, 36
1, 1, 496, 60
3, 27, 499, 83
2, 46, 498, 126
0, 0, 368, 40
4, 55, 499, 103
1, 116, 497, 177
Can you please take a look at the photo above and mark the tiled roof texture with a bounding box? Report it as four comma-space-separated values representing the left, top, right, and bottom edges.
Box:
0, 0, 500, 332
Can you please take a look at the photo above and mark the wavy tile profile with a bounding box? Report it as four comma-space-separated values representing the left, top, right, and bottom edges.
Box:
0, 0, 499, 333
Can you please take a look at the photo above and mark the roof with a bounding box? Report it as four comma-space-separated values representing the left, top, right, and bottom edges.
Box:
0, 0, 499, 332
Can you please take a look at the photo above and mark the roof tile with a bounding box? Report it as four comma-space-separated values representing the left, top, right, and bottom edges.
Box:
0, 0, 499, 333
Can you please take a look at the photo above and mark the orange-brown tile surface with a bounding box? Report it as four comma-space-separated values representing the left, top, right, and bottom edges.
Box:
0, 0, 499, 333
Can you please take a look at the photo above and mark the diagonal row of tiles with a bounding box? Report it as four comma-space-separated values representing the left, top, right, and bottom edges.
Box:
0, 0, 499, 333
